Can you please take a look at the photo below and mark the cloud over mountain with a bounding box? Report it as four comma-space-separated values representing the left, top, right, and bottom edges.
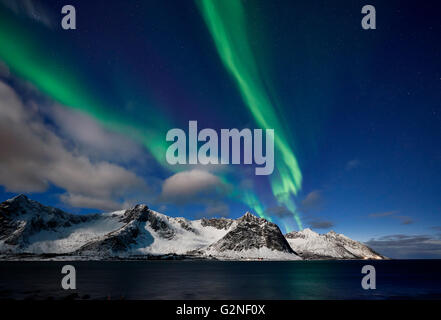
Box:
0, 81, 147, 211
366, 234, 441, 259
368, 210, 414, 225
160, 170, 228, 204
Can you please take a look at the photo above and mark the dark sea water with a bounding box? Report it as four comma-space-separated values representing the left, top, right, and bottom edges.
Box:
0, 260, 440, 300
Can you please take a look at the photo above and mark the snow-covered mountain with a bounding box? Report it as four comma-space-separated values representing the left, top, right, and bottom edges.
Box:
196, 212, 300, 260
0, 195, 233, 258
0, 195, 385, 260
0, 194, 103, 252
285, 228, 385, 260
76, 204, 236, 257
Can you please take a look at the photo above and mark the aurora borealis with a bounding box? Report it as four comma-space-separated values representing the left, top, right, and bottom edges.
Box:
1, 0, 441, 257
0, 4, 172, 167
197, 0, 303, 228
0, 0, 305, 227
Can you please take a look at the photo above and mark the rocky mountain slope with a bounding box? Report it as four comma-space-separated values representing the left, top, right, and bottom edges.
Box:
285, 228, 385, 260
0, 195, 385, 260
198, 212, 300, 260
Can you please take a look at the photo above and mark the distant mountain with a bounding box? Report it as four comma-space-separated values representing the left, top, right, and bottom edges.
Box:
0, 195, 385, 260
285, 228, 386, 260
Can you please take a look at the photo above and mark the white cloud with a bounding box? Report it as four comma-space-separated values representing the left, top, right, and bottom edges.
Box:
0, 81, 148, 211
60, 193, 123, 212
158, 169, 231, 217
368, 210, 414, 225
309, 220, 334, 229
0, 0, 54, 28
44, 104, 146, 163
202, 202, 230, 217
160, 169, 226, 204
366, 234, 441, 259
369, 210, 398, 217
300, 190, 323, 212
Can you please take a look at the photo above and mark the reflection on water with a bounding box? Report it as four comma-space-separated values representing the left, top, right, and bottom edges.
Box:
0, 260, 440, 300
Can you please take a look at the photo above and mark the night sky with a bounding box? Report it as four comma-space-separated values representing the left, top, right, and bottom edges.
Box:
0, 0, 440, 258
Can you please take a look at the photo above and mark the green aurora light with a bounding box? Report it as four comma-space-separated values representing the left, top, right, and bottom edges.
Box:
0, 4, 301, 227
197, 0, 303, 229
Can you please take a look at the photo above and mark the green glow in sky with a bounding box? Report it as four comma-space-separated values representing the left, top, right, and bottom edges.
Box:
197, 0, 303, 228
0, 10, 171, 166
0, 4, 302, 225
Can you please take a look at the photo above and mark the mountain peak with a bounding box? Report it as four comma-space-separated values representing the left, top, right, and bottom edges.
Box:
204, 210, 299, 259
134, 204, 149, 211
285, 228, 318, 237
6, 194, 33, 206
10, 194, 29, 202
237, 211, 270, 225
300, 228, 319, 236
120, 204, 150, 223
2, 194, 40, 215
200, 217, 234, 230
239, 211, 260, 221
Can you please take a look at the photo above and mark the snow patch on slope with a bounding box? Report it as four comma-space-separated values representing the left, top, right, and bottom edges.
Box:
130, 214, 235, 255
285, 228, 384, 259
25, 216, 125, 254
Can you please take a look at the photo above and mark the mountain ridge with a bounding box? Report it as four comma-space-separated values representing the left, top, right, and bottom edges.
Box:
0, 195, 386, 260
285, 228, 385, 260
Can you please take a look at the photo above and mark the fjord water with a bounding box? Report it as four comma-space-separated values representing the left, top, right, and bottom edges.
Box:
0, 260, 440, 300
